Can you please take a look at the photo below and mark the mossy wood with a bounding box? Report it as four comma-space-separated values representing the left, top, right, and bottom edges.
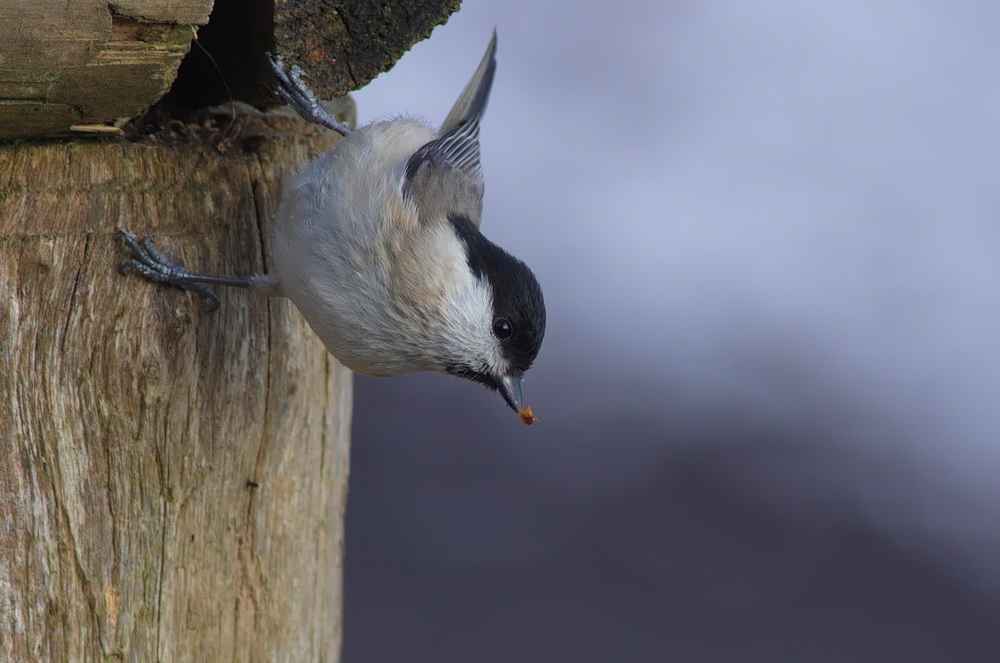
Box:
0, 120, 352, 661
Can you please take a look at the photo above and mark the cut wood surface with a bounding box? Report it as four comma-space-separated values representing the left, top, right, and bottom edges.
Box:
0, 119, 352, 661
0, 0, 213, 137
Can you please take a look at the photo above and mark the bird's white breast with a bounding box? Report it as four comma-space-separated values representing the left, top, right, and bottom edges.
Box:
269, 119, 491, 376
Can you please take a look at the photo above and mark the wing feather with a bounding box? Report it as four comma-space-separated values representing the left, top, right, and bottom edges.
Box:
402, 32, 497, 227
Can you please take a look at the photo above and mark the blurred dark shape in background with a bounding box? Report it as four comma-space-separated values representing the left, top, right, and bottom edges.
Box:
344, 373, 1000, 662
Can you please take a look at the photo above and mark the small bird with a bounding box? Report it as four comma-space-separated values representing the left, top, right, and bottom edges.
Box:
119, 32, 545, 424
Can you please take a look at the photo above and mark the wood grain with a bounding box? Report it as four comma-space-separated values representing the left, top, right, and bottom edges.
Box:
0, 0, 212, 138
0, 124, 351, 661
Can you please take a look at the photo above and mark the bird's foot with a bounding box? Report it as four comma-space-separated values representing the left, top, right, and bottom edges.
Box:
117, 228, 220, 312
267, 53, 352, 136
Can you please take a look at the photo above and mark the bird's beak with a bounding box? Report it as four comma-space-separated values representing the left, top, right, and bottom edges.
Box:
498, 375, 524, 412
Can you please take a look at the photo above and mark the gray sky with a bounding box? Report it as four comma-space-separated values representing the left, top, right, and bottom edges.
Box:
351, 0, 1000, 592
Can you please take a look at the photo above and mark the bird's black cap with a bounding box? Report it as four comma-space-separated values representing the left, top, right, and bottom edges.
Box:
448, 214, 546, 376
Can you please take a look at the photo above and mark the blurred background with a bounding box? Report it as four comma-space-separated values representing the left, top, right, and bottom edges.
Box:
344, 1, 1000, 661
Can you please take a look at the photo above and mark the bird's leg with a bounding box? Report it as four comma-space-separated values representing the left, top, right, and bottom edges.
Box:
117, 228, 253, 312
267, 53, 352, 136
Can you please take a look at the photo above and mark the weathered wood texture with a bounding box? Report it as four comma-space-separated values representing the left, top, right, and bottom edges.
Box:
0, 0, 463, 136
170, 0, 464, 108
272, 0, 463, 98
0, 0, 213, 138
0, 121, 352, 661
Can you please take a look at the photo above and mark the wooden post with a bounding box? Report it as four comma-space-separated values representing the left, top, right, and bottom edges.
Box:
0, 1, 464, 658
0, 125, 352, 661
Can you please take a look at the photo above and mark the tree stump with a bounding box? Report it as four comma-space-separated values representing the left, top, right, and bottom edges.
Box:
0, 121, 353, 661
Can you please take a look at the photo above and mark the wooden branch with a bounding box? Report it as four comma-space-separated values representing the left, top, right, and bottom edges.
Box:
273, 0, 464, 98
0, 119, 352, 661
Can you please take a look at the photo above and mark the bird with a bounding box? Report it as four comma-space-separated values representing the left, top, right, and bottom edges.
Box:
118, 31, 545, 424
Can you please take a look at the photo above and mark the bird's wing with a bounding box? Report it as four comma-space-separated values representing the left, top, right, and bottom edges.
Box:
402, 31, 497, 227
440, 29, 498, 137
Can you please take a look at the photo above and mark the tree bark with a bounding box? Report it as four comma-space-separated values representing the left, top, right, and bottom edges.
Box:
272, 0, 463, 99
0, 0, 464, 136
0, 120, 352, 661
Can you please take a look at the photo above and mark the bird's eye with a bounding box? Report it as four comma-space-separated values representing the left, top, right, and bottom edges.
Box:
492, 317, 513, 339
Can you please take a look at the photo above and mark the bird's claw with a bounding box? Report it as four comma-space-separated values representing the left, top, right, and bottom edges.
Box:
266, 52, 351, 135
117, 228, 220, 312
